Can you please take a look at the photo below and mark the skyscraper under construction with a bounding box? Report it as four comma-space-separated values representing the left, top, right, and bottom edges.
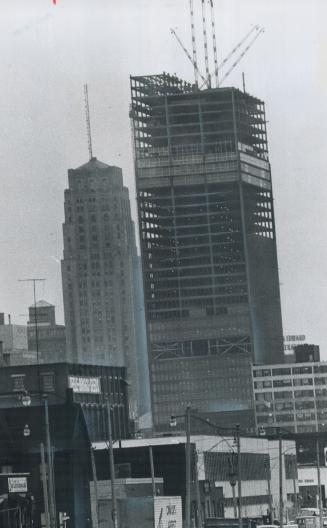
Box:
130, 73, 284, 430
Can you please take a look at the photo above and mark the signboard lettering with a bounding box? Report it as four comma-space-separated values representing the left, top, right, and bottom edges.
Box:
8, 477, 27, 493
68, 376, 101, 394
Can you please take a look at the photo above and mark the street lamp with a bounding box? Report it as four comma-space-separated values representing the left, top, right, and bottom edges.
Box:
105, 398, 119, 528
23, 424, 31, 437
21, 393, 32, 407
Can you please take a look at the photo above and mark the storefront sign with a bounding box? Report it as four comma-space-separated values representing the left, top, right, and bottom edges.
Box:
68, 376, 101, 394
8, 477, 27, 493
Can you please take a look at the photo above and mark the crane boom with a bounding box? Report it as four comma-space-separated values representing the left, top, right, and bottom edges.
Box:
209, 0, 219, 87
83, 84, 93, 160
201, 0, 211, 88
189, 0, 199, 86
200, 24, 259, 89
170, 28, 208, 87
219, 27, 265, 85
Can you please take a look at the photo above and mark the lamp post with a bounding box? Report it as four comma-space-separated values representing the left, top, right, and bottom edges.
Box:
106, 398, 119, 528
278, 428, 284, 528
19, 390, 57, 528
43, 395, 57, 528
170, 408, 236, 528
316, 437, 323, 528
235, 424, 242, 528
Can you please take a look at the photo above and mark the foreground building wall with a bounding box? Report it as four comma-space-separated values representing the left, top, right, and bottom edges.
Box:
130, 73, 284, 429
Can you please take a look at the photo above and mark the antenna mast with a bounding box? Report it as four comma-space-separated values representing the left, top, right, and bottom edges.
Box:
201, 0, 211, 88
84, 84, 93, 160
189, 0, 199, 86
209, 0, 219, 87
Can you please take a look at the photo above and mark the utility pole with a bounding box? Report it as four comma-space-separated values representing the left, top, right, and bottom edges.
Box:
149, 446, 156, 497
40, 443, 51, 528
236, 424, 242, 528
44, 397, 57, 528
185, 405, 191, 528
90, 445, 99, 528
106, 399, 119, 528
278, 428, 284, 528
18, 278, 45, 404
194, 450, 203, 528
316, 437, 323, 528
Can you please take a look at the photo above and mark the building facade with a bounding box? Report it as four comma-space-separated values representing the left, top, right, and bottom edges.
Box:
61, 157, 145, 416
0, 312, 35, 366
27, 300, 66, 363
130, 73, 284, 429
0, 362, 130, 442
252, 361, 327, 434
93, 434, 297, 522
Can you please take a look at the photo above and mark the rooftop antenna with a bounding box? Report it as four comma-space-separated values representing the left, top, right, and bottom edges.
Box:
201, 0, 211, 88
209, 0, 219, 87
242, 72, 246, 93
189, 0, 199, 86
83, 84, 93, 160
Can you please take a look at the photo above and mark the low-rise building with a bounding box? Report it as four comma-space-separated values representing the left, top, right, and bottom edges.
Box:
0, 312, 35, 365
93, 434, 297, 522
252, 359, 327, 434
0, 362, 130, 442
27, 300, 66, 363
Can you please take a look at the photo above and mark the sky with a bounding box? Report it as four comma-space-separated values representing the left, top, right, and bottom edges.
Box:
0, 0, 326, 355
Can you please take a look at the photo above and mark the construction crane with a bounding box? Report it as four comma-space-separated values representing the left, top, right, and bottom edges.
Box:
189, 0, 199, 86
170, 28, 209, 87
201, 0, 211, 88
209, 0, 219, 87
200, 24, 260, 89
219, 27, 265, 85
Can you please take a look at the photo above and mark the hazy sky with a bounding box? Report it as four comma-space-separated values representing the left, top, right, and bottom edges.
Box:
1, 0, 326, 355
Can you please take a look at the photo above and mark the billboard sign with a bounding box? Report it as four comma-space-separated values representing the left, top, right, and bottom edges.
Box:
8, 476, 27, 493
68, 376, 101, 394
154, 496, 182, 528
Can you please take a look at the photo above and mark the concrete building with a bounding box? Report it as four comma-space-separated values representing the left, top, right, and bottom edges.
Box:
0, 313, 35, 366
0, 362, 129, 442
93, 434, 297, 522
0, 397, 92, 528
27, 300, 66, 363
130, 73, 284, 430
61, 157, 150, 417
252, 360, 327, 434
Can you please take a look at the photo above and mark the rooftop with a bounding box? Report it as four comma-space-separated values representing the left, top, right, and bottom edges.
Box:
75, 157, 111, 171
